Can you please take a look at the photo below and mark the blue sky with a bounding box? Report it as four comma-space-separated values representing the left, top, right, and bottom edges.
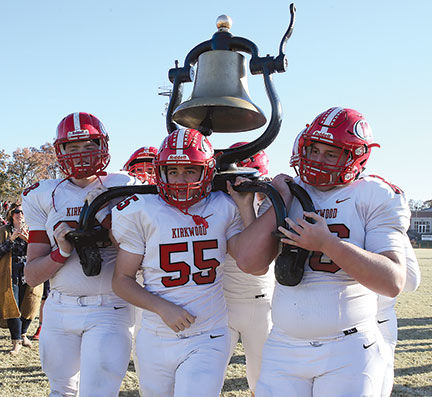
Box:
1, 0, 431, 201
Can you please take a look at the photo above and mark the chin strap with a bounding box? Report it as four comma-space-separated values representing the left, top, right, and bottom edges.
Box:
51, 177, 70, 212
178, 207, 209, 229
51, 171, 107, 212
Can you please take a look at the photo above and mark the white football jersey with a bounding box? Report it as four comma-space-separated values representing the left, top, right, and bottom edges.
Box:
272, 175, 410, 339
223, 196, 275, 300
22, 172, 139, 296
112, 191, 243, 336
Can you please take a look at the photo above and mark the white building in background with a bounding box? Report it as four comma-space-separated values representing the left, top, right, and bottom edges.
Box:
409, 208, 432, 247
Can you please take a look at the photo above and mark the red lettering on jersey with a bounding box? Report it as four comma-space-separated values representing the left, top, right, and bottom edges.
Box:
309, 224, 350, 273
66, 206, 82, 217
160, 242, 190, 287
315, 208, 337, 219
23, 182, 40, 197
116, 195, 139, 211
160, 240, 220, 287
171, 226, 207, 239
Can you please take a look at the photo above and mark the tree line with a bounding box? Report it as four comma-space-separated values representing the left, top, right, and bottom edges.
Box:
0, 143, 60, 200
409, 199, 432, 212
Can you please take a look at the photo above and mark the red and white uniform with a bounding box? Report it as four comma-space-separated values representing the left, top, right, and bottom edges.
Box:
223, 196, 274, 392
22, 172, 138, 397
256, 175, 410, 397
112, 190, 243, 397
377, 235, 420, 397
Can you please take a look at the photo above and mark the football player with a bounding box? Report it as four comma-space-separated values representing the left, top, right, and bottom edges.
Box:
223, 142, 274, 397
22, 112, 139, 397
123, 146, 158, 184
237, 107, 411, 396
111, 128, 277, 397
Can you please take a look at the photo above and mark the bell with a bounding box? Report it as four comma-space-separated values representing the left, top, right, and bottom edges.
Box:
173, 50, 267, 132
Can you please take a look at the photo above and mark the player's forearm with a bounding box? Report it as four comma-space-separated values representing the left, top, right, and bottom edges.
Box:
112, 273, 168, 315
322, 235, 406, 297
238, 205, 256, 228
24, 255, 63, 287
234, 207, 279, 274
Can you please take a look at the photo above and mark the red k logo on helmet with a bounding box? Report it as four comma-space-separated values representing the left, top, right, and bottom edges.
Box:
353, 120, 373, 141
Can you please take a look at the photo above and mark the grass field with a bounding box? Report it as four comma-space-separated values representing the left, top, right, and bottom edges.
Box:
0, 249, 431, 396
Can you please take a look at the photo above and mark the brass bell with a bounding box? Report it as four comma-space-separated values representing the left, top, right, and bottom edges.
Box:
173, 50, 267, 132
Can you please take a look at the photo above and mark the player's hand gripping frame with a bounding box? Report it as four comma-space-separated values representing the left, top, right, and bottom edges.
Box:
65, 179, 315, 286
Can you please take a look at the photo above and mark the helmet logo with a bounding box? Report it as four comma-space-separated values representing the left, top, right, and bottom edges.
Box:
67, 129, 90, 140
167, 154, 190, 161
311, 130, 333, 140
353, 120, 373, 141
201, 139, 211, 154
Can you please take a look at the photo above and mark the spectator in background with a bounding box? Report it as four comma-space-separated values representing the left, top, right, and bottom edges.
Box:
0, 203, 43, 355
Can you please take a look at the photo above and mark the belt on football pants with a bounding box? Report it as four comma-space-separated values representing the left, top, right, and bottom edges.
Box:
275, 322, 377, 346
49, 290, 120, 307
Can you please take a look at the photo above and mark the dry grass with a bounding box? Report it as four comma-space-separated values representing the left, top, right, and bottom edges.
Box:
1, 249, 431, 396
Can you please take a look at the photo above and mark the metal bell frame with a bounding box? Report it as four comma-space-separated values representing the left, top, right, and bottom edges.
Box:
166, 4, 296, 173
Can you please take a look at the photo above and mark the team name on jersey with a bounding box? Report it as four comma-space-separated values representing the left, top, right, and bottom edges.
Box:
172, 225, 208, 239
315, 208, 338, 219
66, 206, 83, 216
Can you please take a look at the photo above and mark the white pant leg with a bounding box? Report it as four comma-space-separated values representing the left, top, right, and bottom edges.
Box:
175, 328, 230, 397
256, 326, 386, 397
40, 297, 82, 397
41, 295, 133, 397
135, 327, 178, 397
79, 304, 134, 397
377, 310, 397, 397
227, 299, 272, 392
136, 327, 230, 397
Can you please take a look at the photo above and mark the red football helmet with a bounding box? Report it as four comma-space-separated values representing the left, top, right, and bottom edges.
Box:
155, 128, 216, 209
54, 112, 110, 179
123, 146, 158, 184
291, 107, 380, 187
229, 142, 269, 176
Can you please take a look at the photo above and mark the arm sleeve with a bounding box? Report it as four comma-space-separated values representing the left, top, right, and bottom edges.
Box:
404, 235, 421, 292
21, 182, 49, 232
362, 182, 410, 255
95, 172, 143, 226
256, 196, 272, 217
111, 197, 146, 255
226, 199, 245, 241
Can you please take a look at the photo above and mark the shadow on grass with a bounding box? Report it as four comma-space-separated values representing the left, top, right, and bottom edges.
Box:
398, 317, 432, 328
222, 376, 249, 392
229, 354, 246, 365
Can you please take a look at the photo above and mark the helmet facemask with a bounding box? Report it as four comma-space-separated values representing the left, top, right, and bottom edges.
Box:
54, 112, 110, 179
127, 158, 156, 184
156, 162, 214, 209
55, 139, 110, 179
291, 107, 379, 188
